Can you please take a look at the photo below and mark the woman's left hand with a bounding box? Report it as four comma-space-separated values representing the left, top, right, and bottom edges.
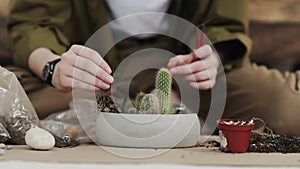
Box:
167, 45, 219, 90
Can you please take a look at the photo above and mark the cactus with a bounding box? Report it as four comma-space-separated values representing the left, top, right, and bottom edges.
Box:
135, 92, 146, 110
129, 68, 176, 114
128, 107, 139, 114
139, 94, 160, 114
155, 68, 172, 114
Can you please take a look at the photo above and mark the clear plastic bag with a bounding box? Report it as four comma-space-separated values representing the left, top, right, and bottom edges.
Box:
0, 122, 10, 143
0, 66, 39, 144
40, 106, 92, 144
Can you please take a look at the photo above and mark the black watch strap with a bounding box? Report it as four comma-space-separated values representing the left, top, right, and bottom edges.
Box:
42, 58, 61, 87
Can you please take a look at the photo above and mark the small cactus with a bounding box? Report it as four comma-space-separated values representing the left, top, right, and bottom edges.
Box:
155, 68, 172, 114
139, 94, 160, 114
129, 68, 177, 114
135, 92, 146, 110
128, 107, 139, 114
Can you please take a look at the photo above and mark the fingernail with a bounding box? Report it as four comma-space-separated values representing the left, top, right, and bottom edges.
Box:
103, 83, 110, 89
106, 68, 112, 74
106, 75, 114, 83
170, 68, 177, 74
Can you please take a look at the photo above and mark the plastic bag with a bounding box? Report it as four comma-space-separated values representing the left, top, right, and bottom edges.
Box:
0, 66, 39, 144
40, 105, 92, 144
0, 122, 10, 143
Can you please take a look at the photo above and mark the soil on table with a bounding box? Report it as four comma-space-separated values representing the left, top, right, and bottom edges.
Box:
248, 132, 300, 153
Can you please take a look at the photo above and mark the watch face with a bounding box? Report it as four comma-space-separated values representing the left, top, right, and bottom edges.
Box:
42, 63, 50, 82
41, 58, 61, 85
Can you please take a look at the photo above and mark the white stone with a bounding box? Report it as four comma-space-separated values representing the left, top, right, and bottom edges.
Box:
6, 145, 12, 150
25, 127, 55, 150
0, 149, 5, 155
0, 143, 5, 149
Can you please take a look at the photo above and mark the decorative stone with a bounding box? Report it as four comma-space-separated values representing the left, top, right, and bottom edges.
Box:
6, 145, 12, 150
25, 127, 55, 150
0, 149, 5, 155
0, 143, 5, 149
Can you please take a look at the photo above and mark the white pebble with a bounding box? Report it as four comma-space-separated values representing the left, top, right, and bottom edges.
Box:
6, 145, 12, 150
25, 127, 55, 150
0, 143, 5, 149
0, 149, 5, 155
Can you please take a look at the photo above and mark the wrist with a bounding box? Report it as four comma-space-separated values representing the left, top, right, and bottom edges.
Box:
42, 58, 61, 87
52, 62, 72, 93
28, 48, 60, 79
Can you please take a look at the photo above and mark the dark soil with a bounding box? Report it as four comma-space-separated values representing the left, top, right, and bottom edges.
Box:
248, 132, 300, 153
96, 90, 120, 113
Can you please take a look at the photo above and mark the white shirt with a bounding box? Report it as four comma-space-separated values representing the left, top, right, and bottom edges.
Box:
105, 0, 172, 38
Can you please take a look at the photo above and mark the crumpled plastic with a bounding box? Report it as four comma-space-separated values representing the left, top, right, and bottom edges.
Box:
0, 122, 10, 143
40, 105, 92, 144
0, 66, 39, 144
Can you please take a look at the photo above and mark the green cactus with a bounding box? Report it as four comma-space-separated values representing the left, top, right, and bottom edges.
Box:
139, 94, 160, 114
155, 68, 172, 114
135, 92, 146, 110
130, 68, 176, 114
128, 107, 139, 114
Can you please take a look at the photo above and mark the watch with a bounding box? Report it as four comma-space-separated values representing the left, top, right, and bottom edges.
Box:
42, 58, 61, 86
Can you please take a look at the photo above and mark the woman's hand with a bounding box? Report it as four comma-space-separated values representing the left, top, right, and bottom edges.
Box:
52, 45, 113, 92
167, 45, 219, 90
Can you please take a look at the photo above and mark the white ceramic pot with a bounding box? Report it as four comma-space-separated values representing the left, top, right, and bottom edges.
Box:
95, 112, 200, 148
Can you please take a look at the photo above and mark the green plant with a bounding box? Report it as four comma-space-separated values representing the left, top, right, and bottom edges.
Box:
136, 68, 173, 114
135, 91, 146, 110
125, 68, 186, 114
155, 68, 172, 114
139, 94, 160, 114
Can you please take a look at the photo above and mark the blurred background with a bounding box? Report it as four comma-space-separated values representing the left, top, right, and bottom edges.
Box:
249, 0, 300, 72
1, 0, 300, 72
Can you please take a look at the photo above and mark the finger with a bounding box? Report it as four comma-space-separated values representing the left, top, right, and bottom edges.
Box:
69, 45, 112, 74
193, 45, 212, 60
167, 45, 212, 68
62, 63, 111, 89
62, 76, 102, 91
184, 68, 217, 82
62, 51, 113, 84
72, 53, 113, 84
167, 54, 193, 69
169, 57, 215, 75
189, 79, 216, 90
72, 66, 112, 89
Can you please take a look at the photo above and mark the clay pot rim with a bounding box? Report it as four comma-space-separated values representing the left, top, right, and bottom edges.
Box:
217, 119, 254, 126
217, 119, 254, 132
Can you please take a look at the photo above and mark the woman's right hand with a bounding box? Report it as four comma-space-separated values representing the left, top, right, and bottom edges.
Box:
52, 45, 113, 92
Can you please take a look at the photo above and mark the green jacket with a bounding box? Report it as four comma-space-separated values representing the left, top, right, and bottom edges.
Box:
7, 0, 251, 70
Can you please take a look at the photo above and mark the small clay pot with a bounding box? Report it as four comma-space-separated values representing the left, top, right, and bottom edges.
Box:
217, 119, 254, 153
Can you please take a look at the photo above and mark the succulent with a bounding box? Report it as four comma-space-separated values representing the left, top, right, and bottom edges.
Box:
127, 107, 139, 114
127, 68, 181, 114
135, 92, 146, 110
139, 94, 160, 114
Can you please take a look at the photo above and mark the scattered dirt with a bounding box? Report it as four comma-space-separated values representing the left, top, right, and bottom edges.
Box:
248, 132, 300, 153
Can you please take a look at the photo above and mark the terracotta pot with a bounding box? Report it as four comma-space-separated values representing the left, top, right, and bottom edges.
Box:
217, 119, 254, 153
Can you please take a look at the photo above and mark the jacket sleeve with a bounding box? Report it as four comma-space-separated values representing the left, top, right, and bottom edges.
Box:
181, 0, 251, 70
7, 0, 71, 69
198, 0, 252, 69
